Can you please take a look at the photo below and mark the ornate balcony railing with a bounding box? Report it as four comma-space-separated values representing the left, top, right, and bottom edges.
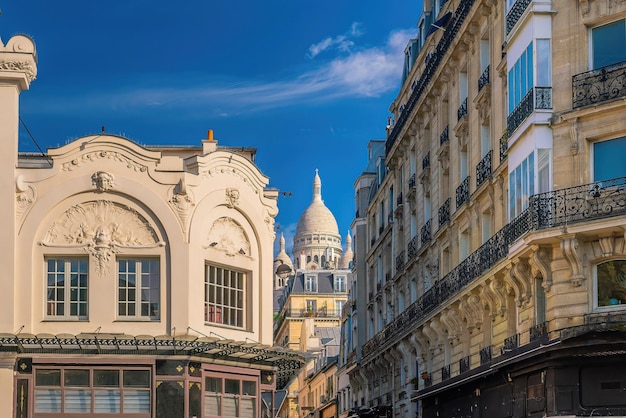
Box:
441, 364, 451, 381
396, 251, 405, 273
499, 129, 509, 163
507, 87, 552, 135
476, 150, 493, 188
408, 235, 419, 260
361, 176, 626, 361
459, 356, 470, 374
480, 346, 492, 365
478, 65, 490, 92
408, 173, 416, 189
438, 198, 451, 229
440, 125, 449, 146
456, 176, 470, 209
385, 0, 476, 154
422, 152, 431, 170
397, 192, 403, 206
424, 375, 432, 387
572, 60, 626, 109
501, 333, 520, 354
530, 322, 548, 342
421, 219, 432, 246
457, 97, 469, 121
379, 225, 385, 234
506, 0, 532, 35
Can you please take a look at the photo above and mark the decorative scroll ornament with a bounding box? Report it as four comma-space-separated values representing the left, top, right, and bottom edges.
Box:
41, 200, 163, 275
92, 171, 115, 192
0, 60, 36, 82
225, 188, 240, 208
205, 217, 250, 257
62, 150, 148, 172
560, 234, 584, 287
169, 179, 195, 232
15, 175, 35, 221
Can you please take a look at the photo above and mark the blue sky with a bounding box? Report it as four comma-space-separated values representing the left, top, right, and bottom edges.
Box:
2, 1, 419, 255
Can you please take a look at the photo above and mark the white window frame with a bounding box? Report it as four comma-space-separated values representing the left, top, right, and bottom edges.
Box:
205, 264, 246, 329
593, 260, 626, 311
45, 257, 89, 320
117, 258, 160, 320
305, 275, 317, 292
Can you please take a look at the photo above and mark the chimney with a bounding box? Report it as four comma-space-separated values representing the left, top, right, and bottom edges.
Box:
202, 129, 218, 154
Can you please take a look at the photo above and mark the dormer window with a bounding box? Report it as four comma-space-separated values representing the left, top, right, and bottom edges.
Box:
305, 276, 317, 292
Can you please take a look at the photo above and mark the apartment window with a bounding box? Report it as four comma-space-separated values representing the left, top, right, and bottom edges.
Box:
34, 367, 150, 415
205, 265, 245, 328
304, 275, 317, 292
204, 376, 257, 417
335, 300, 345, 313
595, 260, 626, 308
592, 20, 626, 69
334, 276, 347, 292
118, 259, 160, 320
594, 137, 626, 182
509, 149, 551, 219
460, 230, 470, 261
46, 258, 88, 320
508, 42, 533, 113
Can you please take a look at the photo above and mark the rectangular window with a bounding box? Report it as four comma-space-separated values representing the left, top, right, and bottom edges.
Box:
118, 259, 160, 320
594, 137, 626, 182
509, 150, 554, 220
205, 265, 245, 328
592, 20, 626, 69
204, 376, 257, 417
46, 258, 88, 320
34, 367, 150, 415
508, 42, 534, 112
334, 276, 346, 292
304, 276, 317, 292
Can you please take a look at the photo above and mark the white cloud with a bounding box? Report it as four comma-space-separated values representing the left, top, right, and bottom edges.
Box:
29, 27, 417, 116
307, 22, 364, 59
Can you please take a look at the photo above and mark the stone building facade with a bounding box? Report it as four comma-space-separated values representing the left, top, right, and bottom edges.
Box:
348, 0, 626, 417
0, 34, 302, 418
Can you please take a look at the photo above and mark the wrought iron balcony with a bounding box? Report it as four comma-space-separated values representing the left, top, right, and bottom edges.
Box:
421, 219, 432, 245
501, 333, 520, 354
441, 364, 451, 380
457, 97, 469, 121
572, 60, 626, 109
396, 251, 405, 273
499, 129, 509, 163
385, 271, 391, 283
476, 150, 493, 188
408, 235, 419, 260
478, 65, 490, 92
507, 87, 552, 135
385, 0, 475, 155
456, 176, 470, 209
459, 356, 470, 374
408, 173, 416, 189
438, 198, 451, 229
396, 192, 403, 206
506, 0, 531, 35
379, 225, 385, 234
422, 152, 431, 170
440, 125, 449, 146
530, 322, 548, 342
361, 176, 626, 362
480, 346, 492, 365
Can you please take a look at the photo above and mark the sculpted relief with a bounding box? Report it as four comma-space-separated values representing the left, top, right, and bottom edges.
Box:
41, 200, 163, 275
206, 217, 251, 257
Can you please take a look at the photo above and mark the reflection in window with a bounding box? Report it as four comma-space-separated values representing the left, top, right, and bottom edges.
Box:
596, 260, 626, 307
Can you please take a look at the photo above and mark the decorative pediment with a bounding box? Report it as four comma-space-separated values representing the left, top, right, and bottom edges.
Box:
206, 217, 251, 257
41, 200, 162, 275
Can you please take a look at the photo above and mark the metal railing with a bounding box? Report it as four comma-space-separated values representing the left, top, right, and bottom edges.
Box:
421, 219, 432, 246
457, 97, 469, 121
476, 150, 493, 188
478, 65, 490, 92
506, 0, 532, 35
440, 125, 449, 146
438, 198, 451, 229
573, 60, 626, 108
456, 176, 470, 209
507, 87, 552, 135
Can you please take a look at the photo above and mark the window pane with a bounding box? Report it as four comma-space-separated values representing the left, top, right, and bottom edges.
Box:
597, 260, 626, 307
34, 389, 62, 413
242, 381, 256, 396
536, 39, 551, 86
123, 370, 150, 388
594, 137, 626, 182
64, 389, 91, 413
64, 369, 89, 387
593, 20, 626, 69
36, 370, 61, 387
123, 390, 150, 413
94, 370, 119, 387
94, 389, 121, 413
225, 379, 240, 395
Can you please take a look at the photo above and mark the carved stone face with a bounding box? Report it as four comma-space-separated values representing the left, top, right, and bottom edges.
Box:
92, 171, 115, 192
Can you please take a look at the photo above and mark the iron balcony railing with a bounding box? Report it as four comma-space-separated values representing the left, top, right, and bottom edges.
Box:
422, 152, 431, 170
408, 235, 419, 260
396, 251, 405, 273
507, 86, 552, 135
397, 192, 403, 206
421, 219, 432, 246
499, 129, 509, 163
441, 364, 451, 381
572, 60, 626, 109
478, 65, 490, 92
459, 356, 470, 374
408, 173, 416, 189
501, 333, 520, 354
480, 346, 492, 365
440, 125, 449, 146
438, 198, 451, 229
505, 0, 532, 35
386, 0, 476, 154
530, 322, 548, 342
476, 150, 493, 188
457, 97, 469, 121
456, 176, 470, 209
361, 176, 626, 360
